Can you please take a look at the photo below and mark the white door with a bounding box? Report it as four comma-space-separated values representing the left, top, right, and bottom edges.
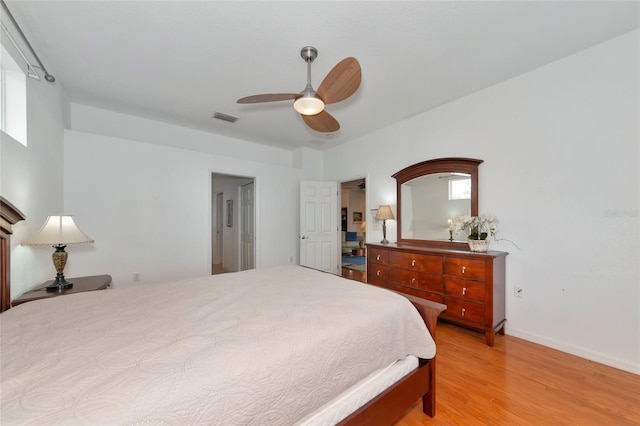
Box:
300, 181, 339, 274
240, 181, 255, 270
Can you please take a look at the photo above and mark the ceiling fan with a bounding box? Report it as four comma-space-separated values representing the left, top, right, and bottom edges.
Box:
237, 46, 361, 133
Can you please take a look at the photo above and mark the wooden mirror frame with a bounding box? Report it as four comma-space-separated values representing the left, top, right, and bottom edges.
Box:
392, 157, 483, 249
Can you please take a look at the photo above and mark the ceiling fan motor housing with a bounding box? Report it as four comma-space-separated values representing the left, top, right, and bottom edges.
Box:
300, 46, 318, 63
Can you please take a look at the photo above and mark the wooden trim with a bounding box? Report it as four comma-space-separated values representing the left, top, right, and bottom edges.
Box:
0, 197, 26, 231
338, 360, 431, 425
0, 197, 26, 312
392, 158, 483, 184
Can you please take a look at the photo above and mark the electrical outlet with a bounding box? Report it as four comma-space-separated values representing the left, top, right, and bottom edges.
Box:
514, 286, 523, 298
133, 272, 140, 282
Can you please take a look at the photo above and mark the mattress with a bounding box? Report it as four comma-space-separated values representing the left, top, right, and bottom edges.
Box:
1, 265, 435, 425
298, 355, 419, 425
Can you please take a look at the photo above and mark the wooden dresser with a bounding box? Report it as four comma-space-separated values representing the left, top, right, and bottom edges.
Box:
367, 242, 508, 346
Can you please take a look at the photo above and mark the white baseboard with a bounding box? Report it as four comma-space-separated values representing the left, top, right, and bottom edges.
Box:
505, 327, 640, 375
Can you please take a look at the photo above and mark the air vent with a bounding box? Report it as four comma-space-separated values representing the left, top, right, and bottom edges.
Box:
212, 112, 238, 123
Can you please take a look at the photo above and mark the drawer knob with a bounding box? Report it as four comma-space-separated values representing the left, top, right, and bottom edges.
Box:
462, 308, 466, 316
411, 259, 416, 267
376, 270, 381, 276
376, 255, 381, 261
462, 266, 466, 274
411, 278, 416, 284
462, 287, 467, 296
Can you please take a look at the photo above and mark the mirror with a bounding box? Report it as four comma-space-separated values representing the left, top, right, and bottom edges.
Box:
400, 173, 472, 241
393, 158, 482, 249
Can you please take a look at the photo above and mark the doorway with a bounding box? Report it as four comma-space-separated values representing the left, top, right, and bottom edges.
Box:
340, 178, 367, 282
211, 173, 256, 274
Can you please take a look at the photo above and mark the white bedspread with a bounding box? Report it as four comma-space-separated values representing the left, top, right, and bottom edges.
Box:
1, 265, 435, 425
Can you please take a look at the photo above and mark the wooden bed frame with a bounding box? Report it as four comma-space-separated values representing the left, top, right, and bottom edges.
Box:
1, 204, 444, 423
339, 291, 446, 425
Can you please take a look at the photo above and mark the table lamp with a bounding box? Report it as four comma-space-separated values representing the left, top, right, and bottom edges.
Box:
22, 215, 94, 291
374, 205, 394, 244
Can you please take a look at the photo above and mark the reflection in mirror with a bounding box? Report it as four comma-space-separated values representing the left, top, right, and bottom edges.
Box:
401, 173, 471, 242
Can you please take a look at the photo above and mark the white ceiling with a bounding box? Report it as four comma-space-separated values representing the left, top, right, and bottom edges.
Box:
4, 1, 639, 151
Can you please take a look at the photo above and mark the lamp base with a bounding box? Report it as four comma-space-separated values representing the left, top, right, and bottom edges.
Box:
380, 220, 390, 244
46, 274, 73, 292
48, 245, 73, 291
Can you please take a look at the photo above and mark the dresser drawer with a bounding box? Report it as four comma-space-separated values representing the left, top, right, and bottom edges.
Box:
367, 264, 390, 284
393, 269, 443, 293
369, 248, 391, 265
390, 252, 442, 274
444, 277, 485, 302
444, 257, 485, 280
444, 297, 485, 324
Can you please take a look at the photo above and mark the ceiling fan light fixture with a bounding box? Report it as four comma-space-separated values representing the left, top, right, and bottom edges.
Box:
294, 95, 324, 116
237, 47, 360, 132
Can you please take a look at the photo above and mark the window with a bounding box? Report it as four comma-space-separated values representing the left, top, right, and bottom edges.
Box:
0, 44, 27, 146
449, 178, 471, 200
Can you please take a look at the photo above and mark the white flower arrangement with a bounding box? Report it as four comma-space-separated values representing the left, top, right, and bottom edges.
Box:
451, 212, 499, 241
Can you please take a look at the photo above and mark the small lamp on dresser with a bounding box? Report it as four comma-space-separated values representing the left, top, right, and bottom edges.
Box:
22, 215, 94, 291
374, 205, 394, 244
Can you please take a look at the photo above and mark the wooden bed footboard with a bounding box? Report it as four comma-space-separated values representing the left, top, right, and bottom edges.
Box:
338, 291, 446, 425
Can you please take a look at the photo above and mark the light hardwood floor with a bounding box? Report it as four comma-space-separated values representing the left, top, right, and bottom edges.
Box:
211, 263, 229, 275
396, 322, 640, 425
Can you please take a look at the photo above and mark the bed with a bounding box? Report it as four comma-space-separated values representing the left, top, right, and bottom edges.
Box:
1, 265, 445, 425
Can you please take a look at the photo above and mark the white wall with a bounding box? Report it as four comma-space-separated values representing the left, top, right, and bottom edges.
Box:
323, 31, 640, 374
1, 78, 68, 299
63, 106, 312, 286
70, 104, 291, 168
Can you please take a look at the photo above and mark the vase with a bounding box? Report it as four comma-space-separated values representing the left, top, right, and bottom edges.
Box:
468, 239, 490, 252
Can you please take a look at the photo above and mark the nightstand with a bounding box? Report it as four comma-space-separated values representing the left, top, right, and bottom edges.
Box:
11, 275, 112, 307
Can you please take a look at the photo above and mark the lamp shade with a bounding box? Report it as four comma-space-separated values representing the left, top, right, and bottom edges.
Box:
374, 205, 395, 221
22, 215, 94, 246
